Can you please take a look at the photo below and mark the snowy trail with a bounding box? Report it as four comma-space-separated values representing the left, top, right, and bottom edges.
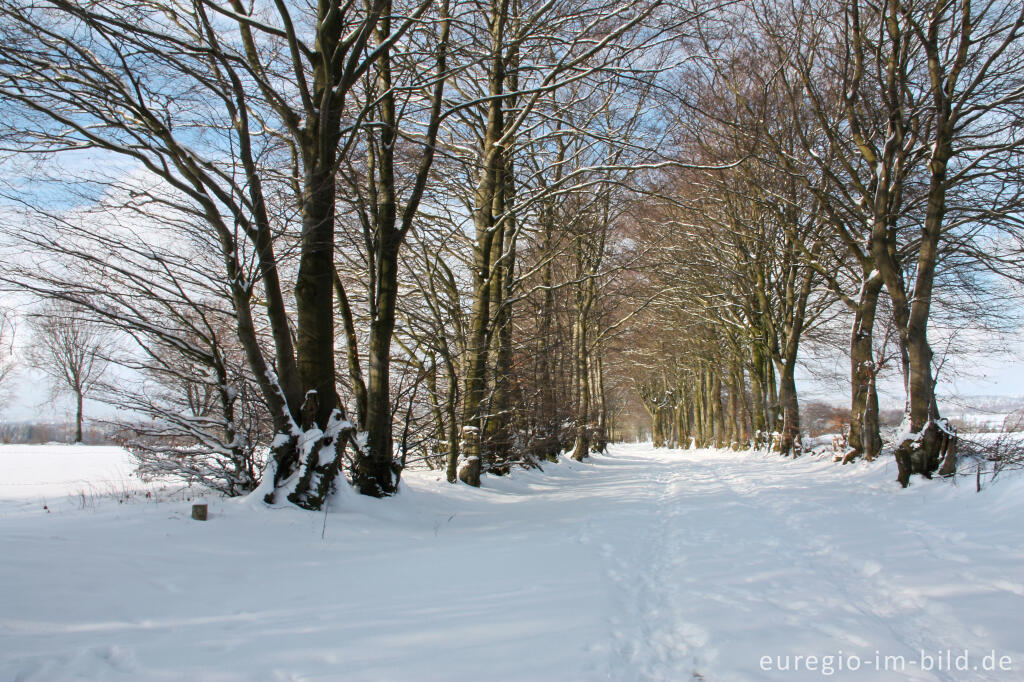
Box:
1, 444, 1022, 681
585, 447, 1023, 681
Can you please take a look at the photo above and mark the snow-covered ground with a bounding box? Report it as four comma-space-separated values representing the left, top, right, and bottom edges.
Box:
1, 443, 1021, 681
0, 444, 172, 503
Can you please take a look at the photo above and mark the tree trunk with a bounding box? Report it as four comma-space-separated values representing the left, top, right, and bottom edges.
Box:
863, 372, 882, 460
74, 389, 84, 443
674, 398, 687, 449
570, 304, 591, 461
847, 274, 884, 462
356, 229, 400, 496
352, 11, 404, 496
459, 0, 508, 486
765, 355, 779, 436
460, 251, 493, 487
457, 425, 482, 485
881, 109, 951, 486
728, 362, 744, 446
537, 222, 558, 460
776, 360, 800, 456
484, 42, 520, 471
333, 271, 368, 431
643, 398, 666, 448
483, 213, 515, 470
593, 348, 608, 453
295, 175, 339, 431
749, 353, 767, 446
358, 310, 397, 496
902, 158, 945, 479
712, 370, 725, 448
444, 360, 461, 483
693, 370, 706, 446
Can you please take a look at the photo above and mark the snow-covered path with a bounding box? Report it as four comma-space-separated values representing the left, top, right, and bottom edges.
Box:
583, 447, 1023, 681
1, 444, 1022, 681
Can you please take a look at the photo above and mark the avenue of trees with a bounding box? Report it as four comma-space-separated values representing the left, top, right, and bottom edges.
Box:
0, 0, 1021, 503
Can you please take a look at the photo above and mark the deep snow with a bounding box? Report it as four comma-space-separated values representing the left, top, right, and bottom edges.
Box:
0, 443, 1021, 681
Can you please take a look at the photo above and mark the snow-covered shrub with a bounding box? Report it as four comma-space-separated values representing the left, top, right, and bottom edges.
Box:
957, 432, 1024, 490
110, 314, 272, 497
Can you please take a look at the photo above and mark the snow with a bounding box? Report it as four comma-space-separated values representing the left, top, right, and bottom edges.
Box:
1, 443, 1022, 681
0, 445, 166, 503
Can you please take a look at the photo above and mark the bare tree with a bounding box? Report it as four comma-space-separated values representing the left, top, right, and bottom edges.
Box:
1, 0, 1019, 507
26, 302, 109, 443
1, 188, 273, 493
0, 0, 437, 506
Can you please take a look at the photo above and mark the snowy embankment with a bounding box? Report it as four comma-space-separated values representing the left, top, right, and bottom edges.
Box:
1, 444, 1022, 681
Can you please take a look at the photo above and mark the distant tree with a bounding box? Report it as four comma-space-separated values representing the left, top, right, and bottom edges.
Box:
26, 302, 109, 443
1004, 410, 1024, 434
801, 402, 850, 437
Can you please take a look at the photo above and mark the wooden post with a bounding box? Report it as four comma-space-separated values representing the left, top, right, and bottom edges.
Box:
191, 503, 208, 521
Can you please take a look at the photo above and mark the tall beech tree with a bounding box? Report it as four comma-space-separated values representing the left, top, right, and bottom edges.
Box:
0, 0, 433, 504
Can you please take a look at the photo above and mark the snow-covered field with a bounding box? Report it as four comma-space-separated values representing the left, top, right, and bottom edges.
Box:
1, 443, 1021, 681
0, 445, 173, 503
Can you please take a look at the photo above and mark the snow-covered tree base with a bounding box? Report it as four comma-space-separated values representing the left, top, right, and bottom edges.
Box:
892, 419, 958, 487
265, 411, 355, 510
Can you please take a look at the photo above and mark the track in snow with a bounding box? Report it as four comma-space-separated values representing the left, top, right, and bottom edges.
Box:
581, 446, 1023, 681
